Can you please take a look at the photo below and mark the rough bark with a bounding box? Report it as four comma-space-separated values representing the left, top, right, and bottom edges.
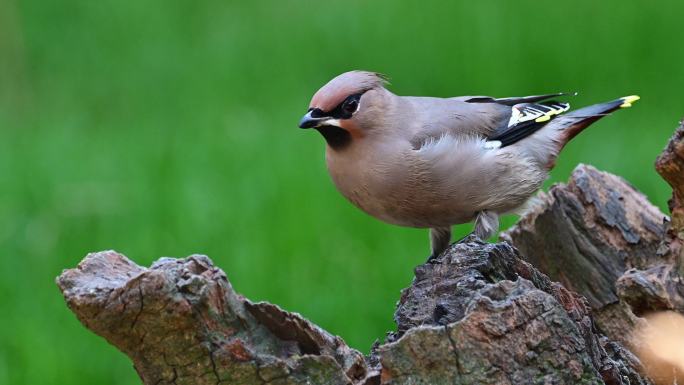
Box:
57, 252, 368, 385
378, 238, 648, 385
655, 121, 684, 273
503, 120, 684, 383
500, 164, 668, 346
58, 243, 649, 385
57, 121, 684, 385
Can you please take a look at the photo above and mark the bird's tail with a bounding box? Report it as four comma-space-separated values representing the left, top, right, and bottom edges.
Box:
531, 95, 639, 169
557, 95, 640, 144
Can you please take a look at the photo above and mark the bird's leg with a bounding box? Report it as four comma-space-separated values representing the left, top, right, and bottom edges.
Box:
473, 210, 499, 240
427, 212, 498, 262
428, 227, 452, 262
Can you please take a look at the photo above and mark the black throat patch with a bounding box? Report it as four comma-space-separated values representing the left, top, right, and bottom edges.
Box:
315, 125, 351, 150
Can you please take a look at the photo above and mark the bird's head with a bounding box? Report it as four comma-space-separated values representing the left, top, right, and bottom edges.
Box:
299, 71, 390, 150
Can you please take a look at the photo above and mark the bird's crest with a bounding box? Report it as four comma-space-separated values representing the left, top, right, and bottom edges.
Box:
310, 71, 389, 112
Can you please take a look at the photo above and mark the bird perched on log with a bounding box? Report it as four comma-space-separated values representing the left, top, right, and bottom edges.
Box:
298, 70, 639, 260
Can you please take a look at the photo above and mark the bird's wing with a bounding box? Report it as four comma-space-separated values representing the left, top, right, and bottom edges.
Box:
457, 92, 573, 106
487, 101, 570, 147
409, 93, 573, 150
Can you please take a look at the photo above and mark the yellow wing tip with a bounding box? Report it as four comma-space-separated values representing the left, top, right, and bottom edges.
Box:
620, 95, 640, 108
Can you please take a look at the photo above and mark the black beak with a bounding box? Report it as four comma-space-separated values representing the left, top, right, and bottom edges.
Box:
298, 111, 326, 129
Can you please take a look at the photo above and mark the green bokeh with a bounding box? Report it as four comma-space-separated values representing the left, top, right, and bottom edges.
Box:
0, 1, 681, 383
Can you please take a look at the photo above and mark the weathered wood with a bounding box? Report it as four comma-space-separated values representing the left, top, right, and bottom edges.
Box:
504, 120, 684, 384
57, 252, 368, 385
377, 238, 648, 385
56, 121, 684, 385
501, 164, 668, 347
655, 120, 684, 271
502, 164, 667, 309
57, 241, 652, 384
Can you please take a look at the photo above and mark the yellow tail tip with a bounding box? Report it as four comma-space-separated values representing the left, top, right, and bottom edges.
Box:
620, 95, 640, 108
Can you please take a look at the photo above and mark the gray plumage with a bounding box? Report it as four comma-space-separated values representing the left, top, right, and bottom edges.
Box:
299, 71, 639, 259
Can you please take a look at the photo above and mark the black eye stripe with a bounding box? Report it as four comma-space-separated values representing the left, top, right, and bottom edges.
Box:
328, 93, 362, 119
310, 108, 325, 118
309, 93, 364, 120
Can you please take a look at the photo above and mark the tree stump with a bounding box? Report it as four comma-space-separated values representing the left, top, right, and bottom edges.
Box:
57, 121, 684, 385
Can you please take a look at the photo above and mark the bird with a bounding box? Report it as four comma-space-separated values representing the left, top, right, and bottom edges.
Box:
298, 70, 639, 260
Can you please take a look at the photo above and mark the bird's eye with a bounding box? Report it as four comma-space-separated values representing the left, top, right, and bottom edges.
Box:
342, 98, 359, 114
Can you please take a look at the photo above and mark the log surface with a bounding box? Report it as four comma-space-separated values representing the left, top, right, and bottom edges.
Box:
58, 242, 651, 385
57, 121, 684, 385
57, 253, 367, 385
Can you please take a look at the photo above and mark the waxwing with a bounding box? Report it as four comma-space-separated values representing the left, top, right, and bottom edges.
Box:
299, 70, 639, 260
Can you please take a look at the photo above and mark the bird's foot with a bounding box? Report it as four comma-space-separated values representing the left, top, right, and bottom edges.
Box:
425, 232, 495, 263
426, 233, 479, 263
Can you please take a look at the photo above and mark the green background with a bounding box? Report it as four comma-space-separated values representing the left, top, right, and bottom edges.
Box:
1, 1, 682, 383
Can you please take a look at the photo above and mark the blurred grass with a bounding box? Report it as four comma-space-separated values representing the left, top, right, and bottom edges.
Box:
0, 0, 682, 383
